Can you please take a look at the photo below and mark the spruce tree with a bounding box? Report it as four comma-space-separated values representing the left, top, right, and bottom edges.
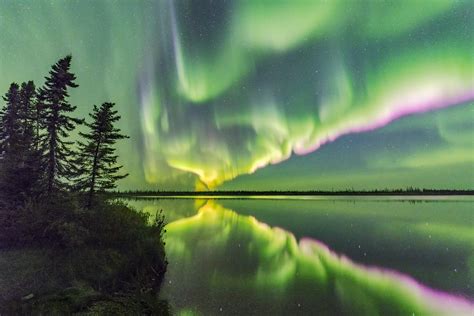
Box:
0, 82, 40, 203
38, 55, 83, 194
19, 81, 36, 129
0, 83, 22, 163
72, 102, 128, 206
0, 84, 20, 204
19, 81, 38, 148
33, 89, 45, 150
18, 81, 43, 198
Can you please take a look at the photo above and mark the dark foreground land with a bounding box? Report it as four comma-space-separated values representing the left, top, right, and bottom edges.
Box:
0, 196, 169, 315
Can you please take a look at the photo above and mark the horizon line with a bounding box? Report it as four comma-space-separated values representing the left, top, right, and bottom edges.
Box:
111, 188, 474, 196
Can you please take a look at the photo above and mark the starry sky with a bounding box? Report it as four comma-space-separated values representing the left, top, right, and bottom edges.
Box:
1, 0, 473, 190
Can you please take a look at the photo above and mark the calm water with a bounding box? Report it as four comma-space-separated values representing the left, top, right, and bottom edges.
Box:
125, 196, 474, 315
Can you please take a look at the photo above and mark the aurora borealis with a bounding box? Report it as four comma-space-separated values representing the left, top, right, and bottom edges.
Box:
1, 0, 472, 190
2, 2, 474, 314
139, 0, 474, 189
159, 200, 474, 315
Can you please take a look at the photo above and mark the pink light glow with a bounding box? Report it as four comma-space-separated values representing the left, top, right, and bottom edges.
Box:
293, 89, 474, 156
299, 237, 474, 314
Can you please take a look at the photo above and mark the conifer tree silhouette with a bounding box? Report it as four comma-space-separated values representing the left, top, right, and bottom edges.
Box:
0, 83, 23, 203
71, 102, 128, 206
0, 83, 22, 165
0, 82, 41, 202
23, 81, 43, 151
38, 55, 83, 194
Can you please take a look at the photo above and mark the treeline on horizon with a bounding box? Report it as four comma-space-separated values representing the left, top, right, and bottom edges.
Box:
112, 187, 474, 196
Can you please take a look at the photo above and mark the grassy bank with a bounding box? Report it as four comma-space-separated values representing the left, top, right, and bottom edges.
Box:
0, 195, 168, 314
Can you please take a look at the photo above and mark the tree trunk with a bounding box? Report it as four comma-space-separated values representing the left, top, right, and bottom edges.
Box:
47, 128, 56, 194
87, 133, 101, 207
47, 106, 58, 195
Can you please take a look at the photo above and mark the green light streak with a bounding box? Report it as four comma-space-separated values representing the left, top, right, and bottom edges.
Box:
161, 201, 473, 315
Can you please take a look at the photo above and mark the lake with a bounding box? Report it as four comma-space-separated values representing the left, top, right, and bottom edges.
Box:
125, 196, 474, 315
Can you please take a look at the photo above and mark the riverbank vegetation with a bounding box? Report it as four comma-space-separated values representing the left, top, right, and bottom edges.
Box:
0, 56, 168, 314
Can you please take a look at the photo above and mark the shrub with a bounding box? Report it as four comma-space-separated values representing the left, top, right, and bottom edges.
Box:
0, 194, 168, 314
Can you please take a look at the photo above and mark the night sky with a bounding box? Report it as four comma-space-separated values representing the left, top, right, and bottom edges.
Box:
1, 0, 473, 190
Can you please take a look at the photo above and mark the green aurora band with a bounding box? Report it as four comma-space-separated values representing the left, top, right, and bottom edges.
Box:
139, 0, 474, 188
161, 201, 473, 315
0, 1, 473, 189
2, 2, 474, 313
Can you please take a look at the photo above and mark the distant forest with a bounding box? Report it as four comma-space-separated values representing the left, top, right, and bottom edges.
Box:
112, 188, 474, 197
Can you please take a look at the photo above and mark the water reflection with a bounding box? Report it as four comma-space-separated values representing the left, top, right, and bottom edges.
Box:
124, 197, 201, 223
151, 200, 472, 315
221, 198, 474, 297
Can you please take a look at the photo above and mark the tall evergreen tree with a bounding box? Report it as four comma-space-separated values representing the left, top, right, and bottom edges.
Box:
0, 82, 41, 203
33, 89, 45, 151
38, 55, 82, 194
72, 102, 128, 206
0, 84, 20, 204
19, 81, 36, 127
18, 81, 43, 197
0, 83, 22, 159
18, 81, 36, 155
